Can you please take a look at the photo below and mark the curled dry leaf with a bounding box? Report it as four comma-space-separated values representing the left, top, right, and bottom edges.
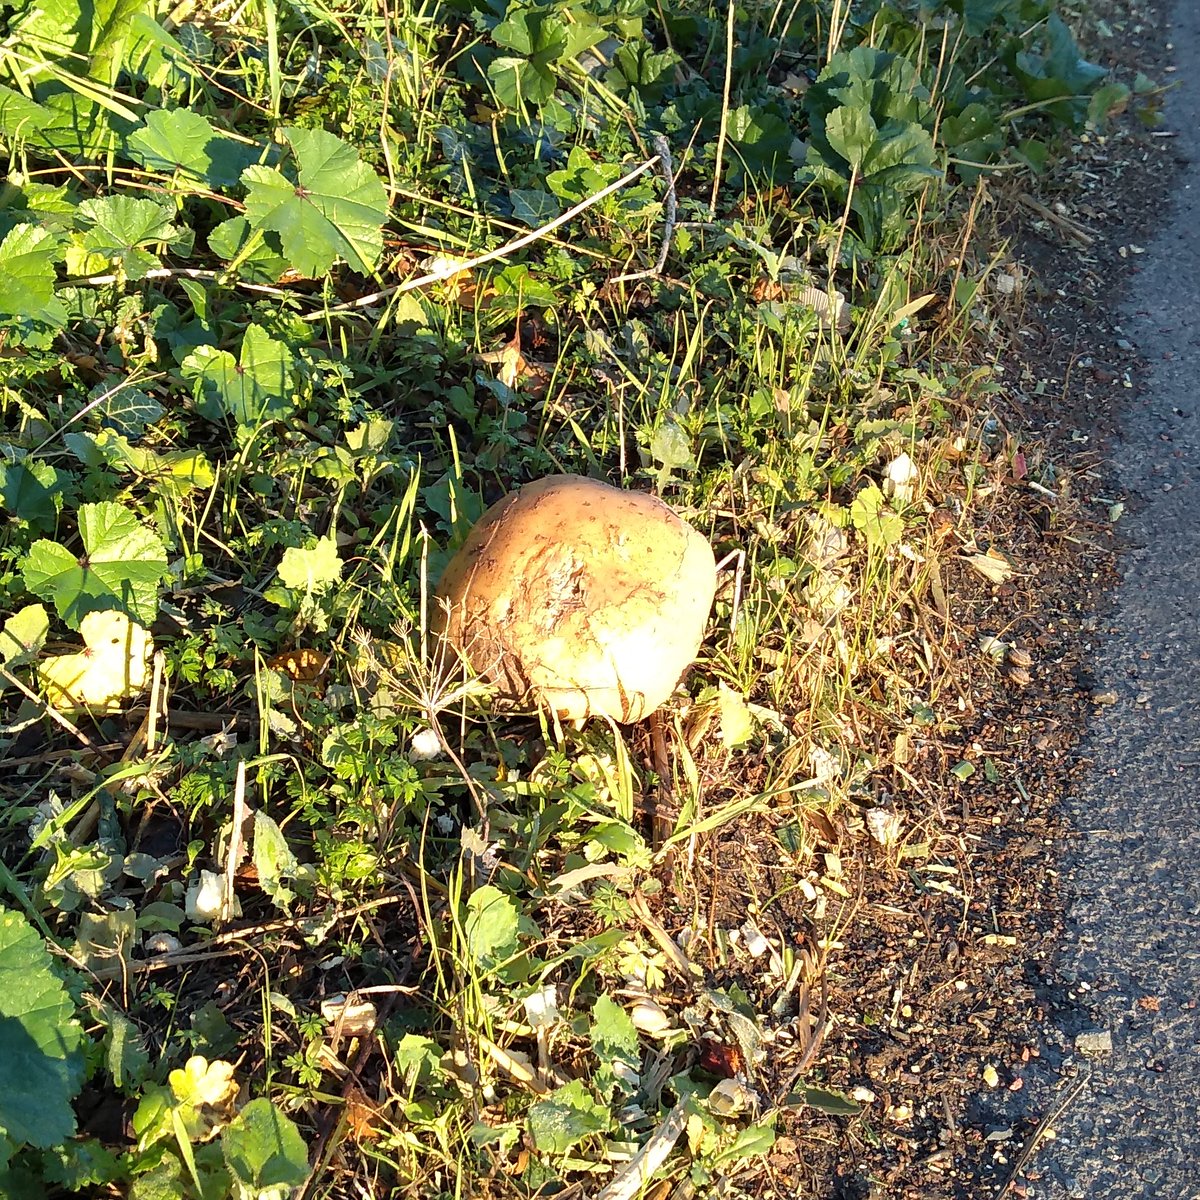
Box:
707, 1077, 755, 1117
865, 808, 903, 847
882, 452, 918, 504
321, 995, 378, 1038
630, 999, 672, 1036
963, 547, 1016, 583
1006, 645, 1033, 669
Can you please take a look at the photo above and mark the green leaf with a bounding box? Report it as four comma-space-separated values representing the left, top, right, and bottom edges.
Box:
650, 420, 695, 473
464, 885, 520, 969
951, 760, 976, 781
221, 1098, 309, 1196
182, 324, 295, 425
0, 84, 52, 137
714, 1119, 776, 1166
589, 995, 638, 1096
509, 188, 560, 227
276, 537, 341, 595
78, 195, 179, 281
0, 223, 68, 348
40, 1138, 123, 1190
394, 1034, 445, 1087
0, 604, 50, 667
126, 108, 257, 188
105, 1010, 151, 1090
241, 126, 388, 276
0, 459, 62, 532
94, 379, 164, 437
726, 104, 795, 181
19, 500, 168, 629
590, 995, 638, 1063
0, 906, 85, 1151
797, 1085, 860, 1116
128, 1153, 184, 1200
849, 485, 903, 549
252, 811, 298, 909
207, 216, 290, 284
527, 1079, 610, 1155
546, 146, 623, 202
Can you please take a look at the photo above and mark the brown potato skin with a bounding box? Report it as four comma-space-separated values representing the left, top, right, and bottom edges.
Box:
434, 475, 717, 722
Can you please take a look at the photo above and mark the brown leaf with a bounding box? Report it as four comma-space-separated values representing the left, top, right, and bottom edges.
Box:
266, 648, 329, 682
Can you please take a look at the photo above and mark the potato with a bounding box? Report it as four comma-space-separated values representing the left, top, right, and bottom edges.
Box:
435, 474, 717, 722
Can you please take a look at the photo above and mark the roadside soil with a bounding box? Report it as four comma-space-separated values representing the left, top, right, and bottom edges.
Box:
697, 1, 1186, 1195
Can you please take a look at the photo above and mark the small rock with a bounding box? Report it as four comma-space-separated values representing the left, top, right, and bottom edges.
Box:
1075, 1029, 1113, 1056
1092, 689, 1120, 706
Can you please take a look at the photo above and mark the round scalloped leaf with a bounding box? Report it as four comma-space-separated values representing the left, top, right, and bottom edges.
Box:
19, 501, 168, 630
240, 126, 388, 277
182, 323, 295, 425
0, 907, 85, 1151
221, 1098, 309, 1195
0, 223, 68, 348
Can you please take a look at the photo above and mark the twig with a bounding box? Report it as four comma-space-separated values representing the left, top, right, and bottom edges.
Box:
1015, 193, 1094, 247
303, 153, 663, 321
0, 666, 95, 749
125, 707, 245, 730
222, 760, 248, 924
2, 743, 124, 769
996, 1070, 1090, 1198
611, 134, 677, 284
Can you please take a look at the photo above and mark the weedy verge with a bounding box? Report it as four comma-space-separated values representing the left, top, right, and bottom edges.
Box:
0, 0, 1138, 1196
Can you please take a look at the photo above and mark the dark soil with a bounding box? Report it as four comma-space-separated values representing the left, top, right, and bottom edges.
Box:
697, 1, 1185, 1196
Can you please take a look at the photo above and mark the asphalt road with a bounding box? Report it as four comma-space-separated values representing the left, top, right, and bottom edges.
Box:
1024, 2, 1200, 1196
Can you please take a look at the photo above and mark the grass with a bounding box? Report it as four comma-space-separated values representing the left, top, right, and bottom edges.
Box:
0, 0, 1122, 1195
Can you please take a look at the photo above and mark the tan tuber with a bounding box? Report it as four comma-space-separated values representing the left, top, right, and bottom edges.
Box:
434, 474, 717, 723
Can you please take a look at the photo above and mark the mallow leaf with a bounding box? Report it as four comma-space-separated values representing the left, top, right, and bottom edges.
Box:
221, 1098, 308, 1196
20, 500, 168, 629
126, 108, 259, 189
0, 223, 68, 348
182, 323, 295, 425
240, 126, 388, 276
78, 195, 179, 280
0, 907, 85, 1152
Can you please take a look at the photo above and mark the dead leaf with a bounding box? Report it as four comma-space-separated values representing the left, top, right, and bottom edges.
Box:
343, 1085, 385, 1143
963, 548, 1015, 583
267, 647, 329, 682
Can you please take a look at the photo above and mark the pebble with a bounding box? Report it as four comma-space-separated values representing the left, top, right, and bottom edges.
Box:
1075, 1029, 1113, 1056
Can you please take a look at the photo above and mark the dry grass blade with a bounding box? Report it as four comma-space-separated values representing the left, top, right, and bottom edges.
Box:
595, 1099, 689, 1200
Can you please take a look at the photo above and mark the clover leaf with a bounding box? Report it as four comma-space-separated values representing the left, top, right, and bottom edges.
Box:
20, 501, 168, 629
